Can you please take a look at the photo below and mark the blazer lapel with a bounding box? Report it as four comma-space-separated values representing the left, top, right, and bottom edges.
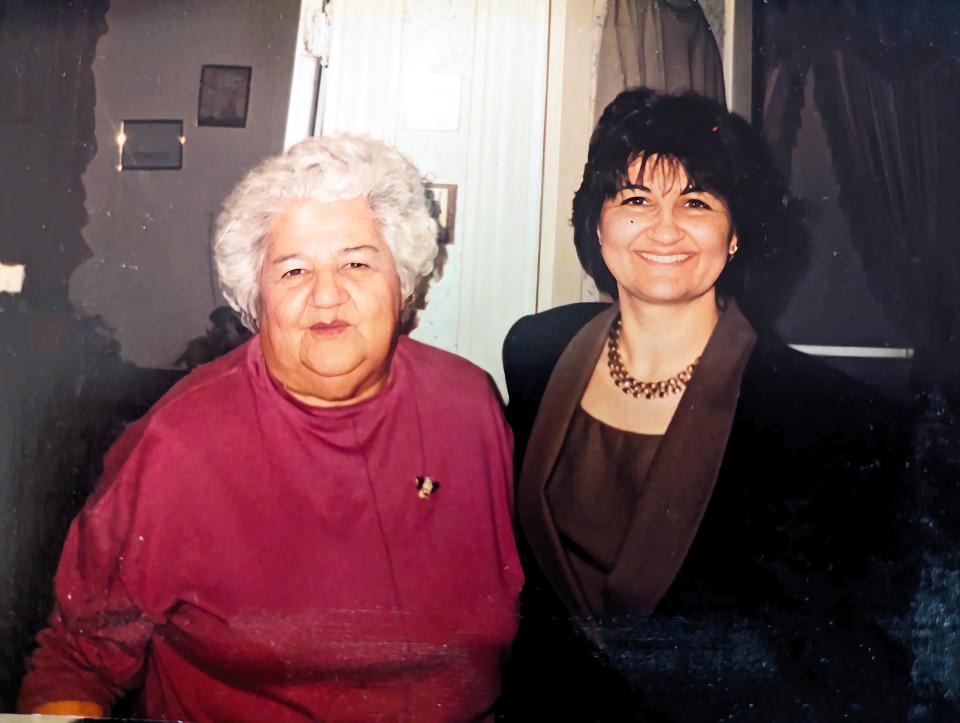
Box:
517, 305, 619, 616
605, 302, 757, 616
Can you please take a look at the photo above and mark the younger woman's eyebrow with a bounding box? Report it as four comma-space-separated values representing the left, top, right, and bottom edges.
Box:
681, 183, 704, 194
619, 183, 651, 192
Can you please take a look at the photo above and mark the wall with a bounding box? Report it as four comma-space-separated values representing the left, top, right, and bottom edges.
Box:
537, 0, 606, 310
70, 0, 300, 369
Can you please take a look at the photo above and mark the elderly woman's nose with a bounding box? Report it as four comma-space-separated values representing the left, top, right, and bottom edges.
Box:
309, 266, 349, 307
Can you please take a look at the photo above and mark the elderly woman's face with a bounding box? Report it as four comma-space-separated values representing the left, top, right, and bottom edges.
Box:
258, 197, 401, 406
598, 155, 736, 307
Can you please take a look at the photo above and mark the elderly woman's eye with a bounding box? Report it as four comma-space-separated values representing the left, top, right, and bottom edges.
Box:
345, 262, 369, 270
282, 268, 306, 278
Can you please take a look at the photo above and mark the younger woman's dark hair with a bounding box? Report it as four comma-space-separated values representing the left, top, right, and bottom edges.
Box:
572, 88, 808, 327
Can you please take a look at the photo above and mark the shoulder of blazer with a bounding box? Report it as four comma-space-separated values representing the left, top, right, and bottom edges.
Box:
503, 302, 611, 401
503, 302, 610, 471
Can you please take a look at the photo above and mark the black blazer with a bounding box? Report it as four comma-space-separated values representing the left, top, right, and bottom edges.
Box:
499, 303, 917, 722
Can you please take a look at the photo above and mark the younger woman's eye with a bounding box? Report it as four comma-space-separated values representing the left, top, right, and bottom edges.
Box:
621, 195, 650, 206
684, 198, 712, 210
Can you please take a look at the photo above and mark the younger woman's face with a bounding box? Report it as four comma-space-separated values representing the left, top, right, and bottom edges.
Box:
597, 155, 737, 308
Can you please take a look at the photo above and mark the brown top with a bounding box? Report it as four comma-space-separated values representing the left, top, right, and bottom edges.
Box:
547, 407, 661, 614
524, 302, 757, 620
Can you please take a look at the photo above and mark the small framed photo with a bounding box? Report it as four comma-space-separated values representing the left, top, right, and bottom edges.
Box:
426, 183, 458, 244
198, 65, 252, 128
120, 120, 184, 170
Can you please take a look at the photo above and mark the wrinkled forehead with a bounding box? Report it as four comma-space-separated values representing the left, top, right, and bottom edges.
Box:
619, 152, 693, 192
267, 196, 384, 248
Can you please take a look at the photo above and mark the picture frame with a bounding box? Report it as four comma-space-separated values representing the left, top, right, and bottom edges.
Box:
119, 119, 184, 171
197, 64, 252, 128
425, 183, 458, 245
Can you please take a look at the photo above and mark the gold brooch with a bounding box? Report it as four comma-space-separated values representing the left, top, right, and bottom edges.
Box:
415, 476, 440, 500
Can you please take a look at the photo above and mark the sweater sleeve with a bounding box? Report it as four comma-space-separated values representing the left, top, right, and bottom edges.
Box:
18, 420, 163, 713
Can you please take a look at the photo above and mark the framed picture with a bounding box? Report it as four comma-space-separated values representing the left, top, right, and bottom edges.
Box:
120, 120, 184, 170
425, 183, 458, 245
198, 65, 252, 128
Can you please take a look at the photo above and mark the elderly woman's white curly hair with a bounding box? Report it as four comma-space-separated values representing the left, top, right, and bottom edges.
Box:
213, 133, 439, 330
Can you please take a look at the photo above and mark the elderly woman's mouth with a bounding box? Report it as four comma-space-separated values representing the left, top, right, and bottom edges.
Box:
310, 320, 350, 335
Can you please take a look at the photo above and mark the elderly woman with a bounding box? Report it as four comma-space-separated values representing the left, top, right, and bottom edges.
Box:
501, 89, 914, 720
19, 134, 522, 721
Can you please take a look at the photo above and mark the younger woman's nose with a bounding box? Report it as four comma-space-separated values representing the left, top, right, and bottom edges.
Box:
647, 207, 683, 244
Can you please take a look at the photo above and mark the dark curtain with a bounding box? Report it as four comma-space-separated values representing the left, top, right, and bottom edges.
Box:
813, 51, 960, 402
596, 0, 726, 119
761, 0, 960, 407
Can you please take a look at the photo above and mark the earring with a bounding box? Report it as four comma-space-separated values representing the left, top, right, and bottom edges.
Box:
728, 243, 738, 258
